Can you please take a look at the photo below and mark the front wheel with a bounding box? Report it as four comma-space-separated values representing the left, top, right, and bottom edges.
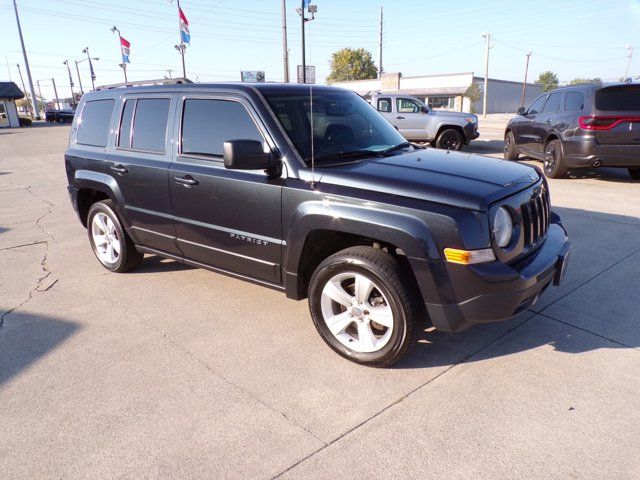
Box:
504, 131, 519, 160
629, 167, 640, 180
435, 128, 464, 151
308, 246, 421, 367
543, 139, 569, 179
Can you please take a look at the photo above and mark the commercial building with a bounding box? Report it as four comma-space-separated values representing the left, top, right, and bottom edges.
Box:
331, 72, 544, 114
0, 82, 25, 128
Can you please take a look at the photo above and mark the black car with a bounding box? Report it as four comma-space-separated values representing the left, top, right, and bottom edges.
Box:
65, 80, 570, 367
46, 109, 75, 123
504, 83, 640, 179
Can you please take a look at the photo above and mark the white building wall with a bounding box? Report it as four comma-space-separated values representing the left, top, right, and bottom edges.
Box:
331, 78, 380, 94
7, 100, 19, 127
400, 73, 473, 91
474, 79, 544, 114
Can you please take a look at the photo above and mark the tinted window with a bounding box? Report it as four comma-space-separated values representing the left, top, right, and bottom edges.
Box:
527, 95, 547, 115
131, 98, 170, 152
181, 99, 263, 157
542, 93, 562, 114
117, 99, 135, 148
564, 92, 584, 112
596, 86, 640, 111
396, 98, 421, 113
77, 99, 114, 147
377, 98, 391, 113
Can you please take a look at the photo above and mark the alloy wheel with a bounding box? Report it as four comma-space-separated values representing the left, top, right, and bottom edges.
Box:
91, 212, 121, 265
320, 272, 394, 353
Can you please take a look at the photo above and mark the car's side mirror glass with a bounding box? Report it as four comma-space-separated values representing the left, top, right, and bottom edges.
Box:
517, 107, 526, 115
223, 140, 272, 170
420, 106, 429, 114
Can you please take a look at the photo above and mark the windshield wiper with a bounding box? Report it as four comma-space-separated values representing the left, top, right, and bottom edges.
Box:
313, 149, 386, 163
379, 142, 415, 155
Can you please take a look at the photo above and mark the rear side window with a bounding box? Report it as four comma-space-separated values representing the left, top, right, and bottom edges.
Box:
131, 98, 170, 152
77, 99, 114, 147
564, 92, 584, 111
596, 86, 640, 111
542, 93, 562, 114
181, 99, 263, 157
377, 98, 391, 113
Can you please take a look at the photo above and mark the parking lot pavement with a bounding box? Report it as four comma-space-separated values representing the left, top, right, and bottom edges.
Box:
1, 124, 639, 479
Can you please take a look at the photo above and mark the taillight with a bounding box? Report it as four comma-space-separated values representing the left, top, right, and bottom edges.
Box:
579, 115, 640, 130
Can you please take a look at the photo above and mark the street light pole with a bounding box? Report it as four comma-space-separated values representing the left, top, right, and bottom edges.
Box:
111, 26, 128, 83
12, 0, 40, 119
624, 44, 633, 80
16, 63, 33, 117
378, 6, 383, 78
51, 78, 60, 110
301, 0, 306, 83
520, 51, 531, 107
175, 0, 187, 78
82, 47, 96, 90
63, 60, 75, 107
281, 0, 289, 82
481, 32, 491, 118
36, 79, 43, 115
74, 60, 84, 95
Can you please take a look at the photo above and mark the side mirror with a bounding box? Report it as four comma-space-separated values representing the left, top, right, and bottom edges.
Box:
223, 140, 272, 170
517, 107, 526, 115
420, 106, 429, 114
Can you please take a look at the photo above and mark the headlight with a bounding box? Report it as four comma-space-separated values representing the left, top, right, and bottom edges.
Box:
464, 116, 477, 124
493, 207, 513, 248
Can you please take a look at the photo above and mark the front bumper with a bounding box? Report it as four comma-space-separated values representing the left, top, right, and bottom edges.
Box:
424, 221, 570, 333
463, 122, 480, 143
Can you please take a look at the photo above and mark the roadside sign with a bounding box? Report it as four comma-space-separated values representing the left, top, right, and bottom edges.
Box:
297, 65, 316, 84
241, 71, 265, 83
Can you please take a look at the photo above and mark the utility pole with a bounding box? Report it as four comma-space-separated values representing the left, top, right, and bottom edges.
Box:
5, 56, 11, 81
82, 47, 96, 90
12, 0, 40, 119
51, 78, 60, 110
74, 61, 84, 95
301, 0, 306, 83
16, 64, 33, 117
63, 60, 75, 107
36, 79, 43, 115
520, 51, 531, 107
481, 32, 491, 118
281, 0, 289, 82
624, 44, 633, 80
378, 6, 383, 78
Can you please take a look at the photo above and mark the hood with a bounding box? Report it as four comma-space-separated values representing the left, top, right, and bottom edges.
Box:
313, 149, 540, 211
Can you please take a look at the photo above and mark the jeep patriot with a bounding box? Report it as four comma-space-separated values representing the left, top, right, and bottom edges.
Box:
65, 80, 571, 366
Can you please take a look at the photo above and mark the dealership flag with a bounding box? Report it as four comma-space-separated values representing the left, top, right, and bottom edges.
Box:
179, 7, 190, 45
120, 36, 131, 63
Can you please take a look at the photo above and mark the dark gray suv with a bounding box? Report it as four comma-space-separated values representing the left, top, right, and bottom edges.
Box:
504, 83, 640, 179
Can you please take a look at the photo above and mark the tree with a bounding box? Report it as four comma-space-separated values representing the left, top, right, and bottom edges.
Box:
569, 77, 601, 85
464, 83, 482, 114
535, 71, 559, 92
327, 48, 378, 83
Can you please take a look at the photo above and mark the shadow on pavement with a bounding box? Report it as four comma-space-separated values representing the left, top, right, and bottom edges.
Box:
398, 205, 640, 369
133, 255, 194, 274
0, 311, 80, 386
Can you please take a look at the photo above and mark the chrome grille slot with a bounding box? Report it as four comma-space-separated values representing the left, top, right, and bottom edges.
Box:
521, 188, 550, 247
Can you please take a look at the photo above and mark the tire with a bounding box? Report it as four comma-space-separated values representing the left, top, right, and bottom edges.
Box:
504, 131, 519, 160
435, 128, 464, 151
87, 200, 143, 273
543, 139, 569, 179
629, 168, 640, 180
308, 246, 421, 367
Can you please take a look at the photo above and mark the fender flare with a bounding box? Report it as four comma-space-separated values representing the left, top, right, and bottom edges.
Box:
73, 170, 131, 229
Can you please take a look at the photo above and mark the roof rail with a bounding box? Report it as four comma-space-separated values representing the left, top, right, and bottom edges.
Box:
96, 77, 193, 90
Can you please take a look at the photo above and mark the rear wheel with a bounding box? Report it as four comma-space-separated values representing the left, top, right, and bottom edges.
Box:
435, 128, 464, 151
543, 139, 569, 179
308, 246, 420, 367
504, 131, 519, 160
629, 168, 640, 180
87, 200, 143, 273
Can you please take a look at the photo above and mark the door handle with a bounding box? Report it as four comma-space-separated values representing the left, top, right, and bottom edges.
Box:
546, 119, 553, 123
110, 165, 128, 175
396, 116, 405, 120
174, 175, 199, 187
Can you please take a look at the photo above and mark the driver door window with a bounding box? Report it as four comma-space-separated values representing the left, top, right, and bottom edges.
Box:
527, 95, 547, 115
396, 98, 421, 113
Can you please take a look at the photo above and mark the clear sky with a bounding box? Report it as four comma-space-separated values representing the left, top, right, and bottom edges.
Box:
2, 0, 640, 102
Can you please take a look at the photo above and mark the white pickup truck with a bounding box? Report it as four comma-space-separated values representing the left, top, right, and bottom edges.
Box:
370, 93, 479, 150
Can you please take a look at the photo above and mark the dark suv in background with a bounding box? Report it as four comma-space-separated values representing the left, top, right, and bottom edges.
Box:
504, 83, 640, 179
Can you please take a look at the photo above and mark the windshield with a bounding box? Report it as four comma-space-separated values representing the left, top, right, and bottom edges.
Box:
261, 89, 407, 164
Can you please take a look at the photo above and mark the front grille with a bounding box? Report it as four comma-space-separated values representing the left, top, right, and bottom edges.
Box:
520, 186, 550, 247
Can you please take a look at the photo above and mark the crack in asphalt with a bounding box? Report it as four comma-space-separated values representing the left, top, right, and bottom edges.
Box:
0, 187, 57, 329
